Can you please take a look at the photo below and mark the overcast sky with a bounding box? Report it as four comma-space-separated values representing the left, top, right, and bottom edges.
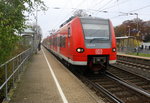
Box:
29, 0, 150, 39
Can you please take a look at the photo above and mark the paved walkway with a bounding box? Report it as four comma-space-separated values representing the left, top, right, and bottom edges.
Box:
10, 47, 104, 103
10, 49, 62, 103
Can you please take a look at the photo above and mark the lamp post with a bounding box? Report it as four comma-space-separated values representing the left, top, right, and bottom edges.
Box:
129, 13, 138, 32
129, 13, 140, 55
33, 6, 38, 54
119, 12, 139, 32
126, 25, 131, 52
119, 12, 140, 54
127, 25, 131, 36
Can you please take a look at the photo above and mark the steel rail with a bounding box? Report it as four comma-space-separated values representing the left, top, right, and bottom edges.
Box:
110, 65, 150, 81
94, 82, 124, 103
106, 73, 150, 98
117, 60, 150, 70
82, 76, 124, 103
117, 54, 150, 66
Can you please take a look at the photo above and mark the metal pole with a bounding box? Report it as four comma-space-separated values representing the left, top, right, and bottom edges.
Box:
127, 26, 130, 53
12, 60, 15, 88
136, 13, 139, 55
21, 54, 23, 72
5, 64, 10, 101
18, 56, 20, 81
22, 54, 25, 72
129, 26, 131, 52
129, 26, 131, 36
36, 6, 38, 53
136, 13, 138, 32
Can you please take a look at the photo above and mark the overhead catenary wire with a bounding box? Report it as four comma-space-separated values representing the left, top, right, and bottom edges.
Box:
93, 0, 115, 15
110, 3, 150, 20
129, 4, 150, 12
48, 0, 150, 34
87, 0, 131, 16
51, 1, 69, 28
50, 0, 130, 30
51, 0, 86, 30
88, 0, 105, 10
99, 0, 130, 12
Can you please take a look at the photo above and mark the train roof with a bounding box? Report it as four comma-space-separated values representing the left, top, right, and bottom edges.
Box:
59, 16, 109, 28
49, 16, 110, 36
79, 16, 109, 20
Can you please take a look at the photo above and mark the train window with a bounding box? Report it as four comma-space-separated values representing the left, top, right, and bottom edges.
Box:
50, 39, 52, 45
53, 38, 57, 46
63, 37, 66, 47
68, 27, 70, 38
57, 37, 60, 47
82, 24, 110, 40
81, 18, 110, 41
52, 38, 54, 46
80, 18, 111, 48
60, 36, 66, 48
60, 36, 62, 47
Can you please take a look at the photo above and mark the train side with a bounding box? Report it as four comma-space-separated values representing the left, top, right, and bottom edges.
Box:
43, 17, 116, 72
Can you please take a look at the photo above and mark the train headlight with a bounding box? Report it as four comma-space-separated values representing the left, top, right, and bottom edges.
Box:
112, 48, 116, 52
76, 48, 84, 53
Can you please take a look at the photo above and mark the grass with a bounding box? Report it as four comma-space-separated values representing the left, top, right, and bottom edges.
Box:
127, 53, 150, 57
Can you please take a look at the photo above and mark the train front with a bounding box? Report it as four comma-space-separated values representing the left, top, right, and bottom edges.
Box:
76, 17, 116, 72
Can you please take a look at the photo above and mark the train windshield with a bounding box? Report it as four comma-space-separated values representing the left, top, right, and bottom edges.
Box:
82, 24, 109, 42
80, 18, 111, 48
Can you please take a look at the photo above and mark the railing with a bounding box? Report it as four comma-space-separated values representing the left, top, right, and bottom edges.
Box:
0, 48, 32, 102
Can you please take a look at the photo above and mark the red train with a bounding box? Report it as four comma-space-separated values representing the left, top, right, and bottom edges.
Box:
43, 16, 116, 72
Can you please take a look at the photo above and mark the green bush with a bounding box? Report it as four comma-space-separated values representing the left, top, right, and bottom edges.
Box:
0, 0, 46, 101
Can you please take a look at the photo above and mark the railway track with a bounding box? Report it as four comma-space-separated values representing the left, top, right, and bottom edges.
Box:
115, 59, 150, 79
117, 59, 150, 71
108, 65, 150, 94
58, 53, 150, 102
67, 59, 150, 103
117, 54, 150, 73
79, 72, 150, 103
117, 54, 150, 67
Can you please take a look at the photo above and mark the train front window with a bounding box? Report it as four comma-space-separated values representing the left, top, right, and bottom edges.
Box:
82, 24, 110, 42
80, 18, 111, 48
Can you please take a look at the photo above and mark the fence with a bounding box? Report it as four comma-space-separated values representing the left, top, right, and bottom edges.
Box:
0, 48, 32, 102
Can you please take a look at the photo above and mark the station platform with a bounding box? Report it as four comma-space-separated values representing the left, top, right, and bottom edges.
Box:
9, 47, 104, 103
117, 52, 150, 60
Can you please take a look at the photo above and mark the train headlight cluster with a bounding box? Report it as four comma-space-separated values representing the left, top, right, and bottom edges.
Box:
76, 48, 84, 53
112, 48, 116, 52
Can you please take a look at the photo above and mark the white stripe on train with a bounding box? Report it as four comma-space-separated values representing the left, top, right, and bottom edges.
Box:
48, 47, 116, 65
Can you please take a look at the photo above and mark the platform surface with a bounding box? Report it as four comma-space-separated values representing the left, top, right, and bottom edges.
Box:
117, 52, 150, 60
9, 47, 104, 103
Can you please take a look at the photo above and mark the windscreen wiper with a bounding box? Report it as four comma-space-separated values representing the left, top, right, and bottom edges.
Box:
89, 37, 109, 43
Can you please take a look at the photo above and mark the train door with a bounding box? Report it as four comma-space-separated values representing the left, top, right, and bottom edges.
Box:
67, 27, 71, 58
57, 34, 60, 53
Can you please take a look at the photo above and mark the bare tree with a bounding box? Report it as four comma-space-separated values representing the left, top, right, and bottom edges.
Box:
49, 29, 57, 35
73, 9, 89, 17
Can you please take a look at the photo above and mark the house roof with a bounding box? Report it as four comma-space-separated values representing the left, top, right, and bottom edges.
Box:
22, 28, 35, 36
